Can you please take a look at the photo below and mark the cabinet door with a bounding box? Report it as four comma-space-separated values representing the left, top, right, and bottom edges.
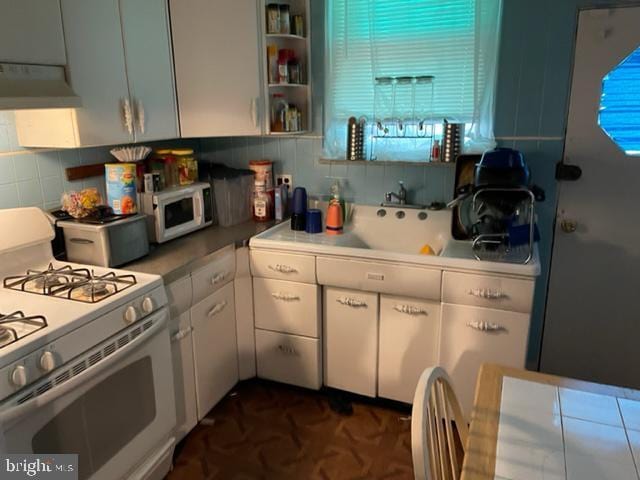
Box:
170, 311, 197, 441
378, 295, 440, 404
439, 303, 530, 418
0, 0, 66, 65
170, 0, 262, 137
119, 0, 179, 142
324, 287, 379, 397
59, 0, 133, 145
191, 282, 238, 419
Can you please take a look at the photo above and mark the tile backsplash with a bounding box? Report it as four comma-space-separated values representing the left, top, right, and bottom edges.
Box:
199, 136, 457, 206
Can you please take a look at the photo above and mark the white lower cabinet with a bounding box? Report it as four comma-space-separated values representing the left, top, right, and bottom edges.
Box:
255, 329, 322, 389
324, 287, 379, 397
169, 310, 197, 441
439, 303, 530, 417
378, 295, 440, 403
191, 282, 238, 420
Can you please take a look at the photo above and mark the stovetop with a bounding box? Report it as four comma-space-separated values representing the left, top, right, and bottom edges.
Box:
0, 259, 163, 361
4, 263, 137, 304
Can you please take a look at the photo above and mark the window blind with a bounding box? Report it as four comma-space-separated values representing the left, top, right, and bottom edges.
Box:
324, 0, 502, 159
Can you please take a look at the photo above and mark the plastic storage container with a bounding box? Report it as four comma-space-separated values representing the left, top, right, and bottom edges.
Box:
200, 164, 254, 227
173, 148, 197, 185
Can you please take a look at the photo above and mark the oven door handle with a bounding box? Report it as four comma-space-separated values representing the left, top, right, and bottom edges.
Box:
0, 312, 168, 427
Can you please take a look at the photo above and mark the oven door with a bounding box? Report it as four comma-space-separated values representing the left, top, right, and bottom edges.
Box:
0, 309, 176, 480
155, 189, 204, 242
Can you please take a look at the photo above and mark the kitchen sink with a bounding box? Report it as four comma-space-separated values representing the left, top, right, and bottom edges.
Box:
250, 203, 540, 277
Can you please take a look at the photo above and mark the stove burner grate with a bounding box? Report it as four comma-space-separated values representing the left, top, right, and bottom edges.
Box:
3, 263, 137, 303
0, 311, 48, 349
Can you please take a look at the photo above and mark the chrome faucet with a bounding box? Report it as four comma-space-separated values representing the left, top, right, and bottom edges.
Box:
385, 181, 407, 205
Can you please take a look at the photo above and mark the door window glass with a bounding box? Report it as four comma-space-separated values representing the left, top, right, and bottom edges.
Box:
600, 46, 640, 155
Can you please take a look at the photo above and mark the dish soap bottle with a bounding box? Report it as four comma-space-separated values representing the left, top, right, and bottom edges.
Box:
329, 179, 346, 221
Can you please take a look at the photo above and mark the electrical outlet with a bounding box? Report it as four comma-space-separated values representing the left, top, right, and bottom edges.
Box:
276, 174, 293, 189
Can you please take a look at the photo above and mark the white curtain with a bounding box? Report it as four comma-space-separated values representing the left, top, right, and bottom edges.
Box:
324, 0, 503, 160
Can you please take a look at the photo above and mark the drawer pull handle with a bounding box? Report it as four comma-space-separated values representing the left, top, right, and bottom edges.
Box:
271, 292, 300, 301
466, 321, 505, 332
276, 345, 299, 356
207, 301, 227, 317
171, 326, 193, 343
268, 264, 298, 274
393, 304, 428, 316
210, 272, 228, 285
467, 288, 506, 300
337, 297, 367, 308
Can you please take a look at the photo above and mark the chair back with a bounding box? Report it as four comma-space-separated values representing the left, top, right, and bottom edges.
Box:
411, 367, 469, 480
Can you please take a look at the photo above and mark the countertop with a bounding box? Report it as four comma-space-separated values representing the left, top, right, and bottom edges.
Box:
125, 220, 274, 284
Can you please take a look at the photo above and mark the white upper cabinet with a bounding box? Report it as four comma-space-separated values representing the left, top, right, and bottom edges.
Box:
170, 0, 262, 137
16, 0, 178, 148
119, 0, 178, 142
0, 0, 66, 65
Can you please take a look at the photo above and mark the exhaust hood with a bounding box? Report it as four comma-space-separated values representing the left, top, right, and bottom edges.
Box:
0, 62, 81, 110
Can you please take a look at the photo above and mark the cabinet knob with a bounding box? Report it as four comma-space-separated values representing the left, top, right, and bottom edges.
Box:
208, 301, 227, 317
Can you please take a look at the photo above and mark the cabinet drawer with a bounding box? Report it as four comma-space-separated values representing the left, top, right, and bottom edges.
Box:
439, 303, 530, 418
317, 257, 441, 301
442, 271, 534, 313
253, 278, 320, 338
191, 245, 236, 305
250, 250, 316, 284
378, 295, 440, 403
166, 276, 192, 318
324, 287, 379, 397
191, 282, 238, 419
255, 329, 321, 390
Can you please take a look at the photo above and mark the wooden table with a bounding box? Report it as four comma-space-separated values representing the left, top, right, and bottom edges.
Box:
461, 363, 640, 480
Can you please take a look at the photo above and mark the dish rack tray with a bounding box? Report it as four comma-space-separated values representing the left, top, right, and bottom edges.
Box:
471, 187, 536, 264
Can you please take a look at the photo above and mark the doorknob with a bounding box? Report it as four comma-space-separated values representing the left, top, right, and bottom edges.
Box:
560, 219, 578, 233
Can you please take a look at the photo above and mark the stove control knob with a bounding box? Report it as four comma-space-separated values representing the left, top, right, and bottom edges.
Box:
10, 365, 28, 388
124, 306, 138, 324
39, 351, 56, 372
141, 297, 154, 314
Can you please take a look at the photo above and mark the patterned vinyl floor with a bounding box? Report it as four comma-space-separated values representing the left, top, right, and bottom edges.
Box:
167, 380, 415, 480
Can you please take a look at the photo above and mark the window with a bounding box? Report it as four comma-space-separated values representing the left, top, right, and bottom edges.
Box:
600, 46, 640, 155
324, 0, 502, 161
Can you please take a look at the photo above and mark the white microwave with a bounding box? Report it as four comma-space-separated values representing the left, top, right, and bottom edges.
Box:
140, 182, 213, 243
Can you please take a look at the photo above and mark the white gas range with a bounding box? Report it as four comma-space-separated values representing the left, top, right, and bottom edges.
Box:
0, 208, 176, 480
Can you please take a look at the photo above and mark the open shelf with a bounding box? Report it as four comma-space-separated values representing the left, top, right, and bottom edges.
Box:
268, 83, 309, 88
266, 33, 307, 41
261, 0, 312, 135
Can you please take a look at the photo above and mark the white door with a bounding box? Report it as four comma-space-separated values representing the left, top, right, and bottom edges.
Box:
119, 0, 179, 142
170, 0, 262, 137
324, 287, 378, 397
60, 0, 133, 145
378, 295, 440, 404
541, 7, 640, 388
191, 282, 238, 420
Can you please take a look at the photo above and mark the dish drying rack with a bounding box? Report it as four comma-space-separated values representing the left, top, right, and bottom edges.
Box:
470, 187, 537, 264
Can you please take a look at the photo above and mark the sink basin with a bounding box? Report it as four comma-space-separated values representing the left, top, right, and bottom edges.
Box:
344, 204, 450, 255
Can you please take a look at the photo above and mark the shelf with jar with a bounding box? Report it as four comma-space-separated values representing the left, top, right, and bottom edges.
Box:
261, 0, 312, 135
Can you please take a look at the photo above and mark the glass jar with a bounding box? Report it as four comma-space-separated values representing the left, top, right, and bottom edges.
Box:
172, 148, 195, 185
253, 181, 273, 222
271, 94, 288, 132
164, 156, 178, 188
